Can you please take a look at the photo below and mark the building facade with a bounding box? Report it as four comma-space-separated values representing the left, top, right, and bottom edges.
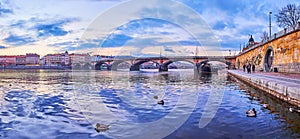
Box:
16, 55, 26, 65
25, 53, 40, 66
0, 56, 17, 66
69, 53, 91, 65
44, 51, 69, 66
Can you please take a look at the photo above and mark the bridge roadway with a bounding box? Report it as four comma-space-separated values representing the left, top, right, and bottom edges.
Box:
94, 55, 236, 72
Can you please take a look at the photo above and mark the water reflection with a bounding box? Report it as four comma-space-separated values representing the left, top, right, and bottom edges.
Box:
236, 78, 300, 137
0, 70, 299, 138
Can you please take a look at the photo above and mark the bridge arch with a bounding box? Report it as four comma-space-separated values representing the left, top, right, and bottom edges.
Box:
161, 59, 195, 67
264, 46, 274, 72
111, 60, 131, 70
95, 62, 110, 70
159, 59, 196, 72
130, 59, 160, 71
159, 59, 210, 72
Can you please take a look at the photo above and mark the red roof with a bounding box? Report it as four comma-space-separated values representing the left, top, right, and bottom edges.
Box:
0, 55, 17, 58
26, 53, 40, 57
69, 53, 88, 56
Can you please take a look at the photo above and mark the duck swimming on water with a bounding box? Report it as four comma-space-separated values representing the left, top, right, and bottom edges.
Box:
95, 123, 109, 132
157, 100, 164, 105
246, 108, 257, 117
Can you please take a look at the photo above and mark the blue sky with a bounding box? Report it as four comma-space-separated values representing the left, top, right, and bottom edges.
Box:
0, 0, 299, 56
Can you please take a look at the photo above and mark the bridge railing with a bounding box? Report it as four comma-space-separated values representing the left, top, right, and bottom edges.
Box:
95, 55, 234, 62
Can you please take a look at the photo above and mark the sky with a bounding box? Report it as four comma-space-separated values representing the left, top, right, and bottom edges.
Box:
0, 0, 299, 57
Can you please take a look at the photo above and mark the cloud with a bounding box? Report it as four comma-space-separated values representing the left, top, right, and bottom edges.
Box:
88, 0, 125, 1
33, 18, 78, 37
3, 0, 300, 56
4, 34, 35, 46
0, 45, 6, 49
8, 17, 79, 38
10, 20, 26, 28
36, 24, 68, 37
176, 0, 300, 51
0, 44, 60, 56
102, 34, 133, 47
164, 46, 175, 53
0, 2, 13, 16
50, 41, 75, 47
99, 17, 203, 49
212, 21, 237, 30
67, 43, 99, 51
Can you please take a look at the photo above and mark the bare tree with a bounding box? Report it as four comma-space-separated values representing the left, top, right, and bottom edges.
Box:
260, 31, 269, 41
275, 4, 300, 28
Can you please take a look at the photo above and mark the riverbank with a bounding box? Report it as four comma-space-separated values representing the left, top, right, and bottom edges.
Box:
228, 70, 300, 107
0, 66, 71, 70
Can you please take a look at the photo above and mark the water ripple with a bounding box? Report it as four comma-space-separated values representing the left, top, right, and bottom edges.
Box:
0, 70, 300, 138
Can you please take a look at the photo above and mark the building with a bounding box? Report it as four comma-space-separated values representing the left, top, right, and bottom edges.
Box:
16, 55, 26, 66
26, 53, 40, 66
0, 54, 40, 66
40, 57, 45, 66
242, 35, 259, 52
69, 53, 91, 66
0, 56, 17, 66
44, 51, 69, 66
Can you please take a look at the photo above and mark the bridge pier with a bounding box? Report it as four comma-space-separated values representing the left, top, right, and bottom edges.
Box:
130, 65, 140, 71
194, 64, 200, 74
159, 65, 168, 72
111, 65, 118, 71
107, 65, 112, 71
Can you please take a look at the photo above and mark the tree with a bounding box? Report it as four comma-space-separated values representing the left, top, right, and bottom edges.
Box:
260, 31, 269, 41
275, 4, 300, 28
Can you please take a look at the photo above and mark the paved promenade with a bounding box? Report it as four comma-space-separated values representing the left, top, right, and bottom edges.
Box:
228, 70, 300, 107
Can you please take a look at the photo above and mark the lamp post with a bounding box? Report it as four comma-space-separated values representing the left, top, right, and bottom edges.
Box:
269, 12, 272, 38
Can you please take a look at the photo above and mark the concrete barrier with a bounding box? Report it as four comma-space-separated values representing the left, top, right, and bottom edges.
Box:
228, 70, 300, 107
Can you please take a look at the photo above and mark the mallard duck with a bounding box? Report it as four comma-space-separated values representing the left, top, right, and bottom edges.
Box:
95, 123, 109, 132
153, 96, 158, 99
157, 100, 164, 105
246, 108, 257, 117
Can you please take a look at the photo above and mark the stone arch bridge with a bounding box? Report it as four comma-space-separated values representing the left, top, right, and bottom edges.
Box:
93, 56, 236, 72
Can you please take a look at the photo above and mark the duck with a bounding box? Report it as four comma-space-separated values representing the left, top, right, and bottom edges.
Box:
95, 123, 109, 132
289, 107, 300, 113
157, 100, 164, 105
262, 104, 268, 108
246, 108, 257, 117
153, 96, 158, 99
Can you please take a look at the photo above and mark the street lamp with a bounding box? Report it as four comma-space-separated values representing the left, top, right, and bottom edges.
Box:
269, 12, 272, 38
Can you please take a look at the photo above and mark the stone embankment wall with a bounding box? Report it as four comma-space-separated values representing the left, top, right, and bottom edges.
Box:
228, 70, 300, 107
236, 23, 300, 73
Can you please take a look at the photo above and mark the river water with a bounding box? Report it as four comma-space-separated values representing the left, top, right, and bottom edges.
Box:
0, 69, 299, 139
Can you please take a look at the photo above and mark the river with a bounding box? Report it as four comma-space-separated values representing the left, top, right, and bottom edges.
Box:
0, 69, 299, 139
